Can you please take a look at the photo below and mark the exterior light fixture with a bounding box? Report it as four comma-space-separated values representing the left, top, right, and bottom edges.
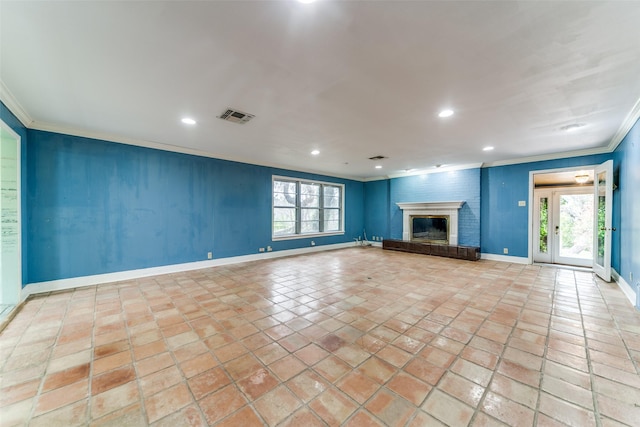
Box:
575, 174, 589, 184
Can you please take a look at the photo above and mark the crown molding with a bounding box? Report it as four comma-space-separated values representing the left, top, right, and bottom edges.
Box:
607, 96, 640, 152
0, 80, 33, 127
481, 146, 611, 168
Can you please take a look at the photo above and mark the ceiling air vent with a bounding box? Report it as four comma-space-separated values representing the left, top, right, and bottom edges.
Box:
368, 155, 387, 161
218, 108, 255, 124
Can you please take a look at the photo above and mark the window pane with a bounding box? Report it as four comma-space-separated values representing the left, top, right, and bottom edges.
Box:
301, 208, 319, 221
300, 183, 320, 207
301, 208, 319, 233
301, 221, 319, 233
324, 209, 339, 221
324, 195, 340, 208
324, 220, 340, 232
273, 221, 296, 236
324, 208, 340, 232
273, 181, 297, 207
324, 186, 340, 208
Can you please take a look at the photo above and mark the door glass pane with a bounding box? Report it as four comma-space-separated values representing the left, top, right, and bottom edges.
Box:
539, 197, 549, 254
558, 194, 594, 259
596, 171, 607, 266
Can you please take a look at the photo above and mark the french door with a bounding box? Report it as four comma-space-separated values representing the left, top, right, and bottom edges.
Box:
533, 187, 594, 267
593, 160, 613, 281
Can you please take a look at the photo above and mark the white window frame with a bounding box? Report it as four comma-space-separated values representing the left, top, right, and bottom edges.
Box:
272, 175, 345, 240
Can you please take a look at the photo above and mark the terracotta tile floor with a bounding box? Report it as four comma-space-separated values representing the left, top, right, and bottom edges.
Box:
1, 247, 640, 426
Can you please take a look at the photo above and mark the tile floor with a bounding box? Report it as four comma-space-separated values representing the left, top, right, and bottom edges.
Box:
1, 247, 639, 426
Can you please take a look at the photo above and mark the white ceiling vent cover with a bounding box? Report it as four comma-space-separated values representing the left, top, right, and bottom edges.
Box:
218, 108, 255, 124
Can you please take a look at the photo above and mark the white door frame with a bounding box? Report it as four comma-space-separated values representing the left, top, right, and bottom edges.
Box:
528, 165, 598, 264
0, 119, 22, 306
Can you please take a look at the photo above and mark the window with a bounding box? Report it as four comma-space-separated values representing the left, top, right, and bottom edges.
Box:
273, 176, 344, 239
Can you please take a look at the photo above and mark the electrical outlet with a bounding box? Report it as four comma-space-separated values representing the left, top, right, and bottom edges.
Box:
267, 246, 272, 252
259, 247, 265, 252
311, 241, 315, 246
372, 236, 376, 240
503, 248, 509, 254
207, 252, 212, 259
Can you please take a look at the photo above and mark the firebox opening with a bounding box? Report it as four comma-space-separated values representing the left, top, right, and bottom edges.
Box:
411, 215, 449, 244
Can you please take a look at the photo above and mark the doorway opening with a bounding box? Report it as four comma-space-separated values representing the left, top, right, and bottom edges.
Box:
532, 168, 595, 268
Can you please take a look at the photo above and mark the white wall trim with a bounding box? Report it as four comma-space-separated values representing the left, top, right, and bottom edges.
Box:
20, 242, 356, 301
611, 269, 637, 308
480, 253, 530, 264
0, 80, 33, 127
607, 97, 640, 153
482, 146, 611, 168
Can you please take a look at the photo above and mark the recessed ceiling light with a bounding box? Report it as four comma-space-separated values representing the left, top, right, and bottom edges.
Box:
375, 165, 383, 169
181, 118, 196, 125
483, 146, 494, 151
311, 150, 320, 155
297, 0, 315, 3
438, 109, 454, 118
562, 123, 586, 132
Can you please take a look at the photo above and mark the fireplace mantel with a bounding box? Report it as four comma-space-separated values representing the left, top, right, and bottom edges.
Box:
396, 201, 465, 244
396, 201, 464, 211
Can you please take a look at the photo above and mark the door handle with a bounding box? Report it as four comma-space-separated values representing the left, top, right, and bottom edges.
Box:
555, 226, 559, 235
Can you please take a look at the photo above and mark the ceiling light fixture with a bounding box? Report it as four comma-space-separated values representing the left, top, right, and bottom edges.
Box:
311, 150, 320, 155
483, 146, 494, 151
575, 174, 589, 184
181, 118, 196, 125
562, 123, 586, 132
438, 109, 454, 118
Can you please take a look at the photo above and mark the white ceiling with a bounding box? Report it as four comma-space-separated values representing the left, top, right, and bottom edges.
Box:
2, 1, 640, 180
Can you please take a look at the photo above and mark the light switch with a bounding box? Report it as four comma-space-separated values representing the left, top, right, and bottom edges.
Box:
518, 200, 526, 207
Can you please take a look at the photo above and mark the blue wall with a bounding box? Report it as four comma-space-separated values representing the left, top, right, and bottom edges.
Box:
0, 102, 28, 284
480, 153, 615, 260
388, 168, 482, 246
613, 118, 640, 307
364, 179, 390, 240
26, 130, 364, 283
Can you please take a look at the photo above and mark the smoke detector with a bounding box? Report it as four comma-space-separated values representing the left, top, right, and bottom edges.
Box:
217, 108, 255, 124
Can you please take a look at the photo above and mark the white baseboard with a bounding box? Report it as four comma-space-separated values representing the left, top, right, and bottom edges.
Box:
480, 253, 530, 264
21, 242, 356, 301
611, 269, 638, 307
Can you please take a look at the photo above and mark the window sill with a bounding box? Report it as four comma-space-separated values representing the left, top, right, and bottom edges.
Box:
272, 231, 345, 241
